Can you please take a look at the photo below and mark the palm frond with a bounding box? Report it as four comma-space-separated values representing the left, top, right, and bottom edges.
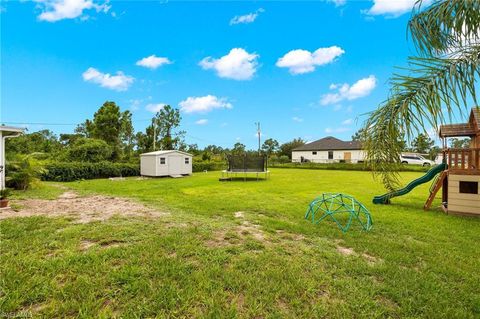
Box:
363, 45, 480, 190
409, 0, 480, 56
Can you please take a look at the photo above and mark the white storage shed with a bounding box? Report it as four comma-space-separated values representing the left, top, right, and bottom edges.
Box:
140, 150, 193, 177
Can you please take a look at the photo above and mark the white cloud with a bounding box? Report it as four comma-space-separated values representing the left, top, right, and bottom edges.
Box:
230, 8, 264, 25
328, 0, 346, 7
195, 119, 208, 125
325, 127, 350, 134
364, 0, 432, 17
321, 75, 377, 105
36, 0, 110, 22
342, 118, 353, 125
199, 48, 259, 80
145, 103, 166, 113
129, 99, 141, 111
82, 67, 134, 91
333, 104, 342, 111
179, 95, 232, 114
292, 117, 304, 123
136, 55, 172, 69
276, 46, 345, 75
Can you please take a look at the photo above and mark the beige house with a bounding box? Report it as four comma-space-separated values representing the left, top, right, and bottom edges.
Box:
140, 150, 192, 177
292, 136, 364, 163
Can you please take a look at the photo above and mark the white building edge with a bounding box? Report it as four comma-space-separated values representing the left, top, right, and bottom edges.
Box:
0, 126, 25, 189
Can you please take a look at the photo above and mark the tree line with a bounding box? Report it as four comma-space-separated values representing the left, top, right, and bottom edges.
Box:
5, 101, 309, 163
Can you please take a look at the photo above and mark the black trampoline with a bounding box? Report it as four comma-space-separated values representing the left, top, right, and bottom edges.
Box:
220, 155, 270, 181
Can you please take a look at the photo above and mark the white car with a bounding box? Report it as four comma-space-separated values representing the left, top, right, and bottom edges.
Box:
400, 154, 434, 166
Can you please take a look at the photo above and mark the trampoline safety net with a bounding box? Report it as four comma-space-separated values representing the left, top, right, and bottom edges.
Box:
227, 155, 267, 172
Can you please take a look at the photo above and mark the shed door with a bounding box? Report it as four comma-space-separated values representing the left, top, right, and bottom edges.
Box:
169, 155, 182, 174
344, 152, 352, 162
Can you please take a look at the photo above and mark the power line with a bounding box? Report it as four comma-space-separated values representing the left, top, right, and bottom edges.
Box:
1, 121, 227, 146
1, 121, 77, 126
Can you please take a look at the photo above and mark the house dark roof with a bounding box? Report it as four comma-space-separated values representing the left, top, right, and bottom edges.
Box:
292, 136, 362, 151
439, 107, 480, 137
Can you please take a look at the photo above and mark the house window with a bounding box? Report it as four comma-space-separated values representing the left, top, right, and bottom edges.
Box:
312, 151, 317, 155
328, 151, 334, 160
459, 181, 478, 194
159, 157, 166, 165
185, 157, 190, 164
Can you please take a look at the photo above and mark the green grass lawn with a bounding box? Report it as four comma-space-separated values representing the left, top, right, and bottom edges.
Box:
1, 169, 479, 318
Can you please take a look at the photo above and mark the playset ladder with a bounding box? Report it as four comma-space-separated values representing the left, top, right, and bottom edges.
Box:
424, 170, 447, 210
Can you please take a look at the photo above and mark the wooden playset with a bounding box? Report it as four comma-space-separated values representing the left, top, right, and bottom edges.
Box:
425, 108, 480, 215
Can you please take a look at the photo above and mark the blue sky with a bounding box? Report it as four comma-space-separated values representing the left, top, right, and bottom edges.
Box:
1, 0, 427, 148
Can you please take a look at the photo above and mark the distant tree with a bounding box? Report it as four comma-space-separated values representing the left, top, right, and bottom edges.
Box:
410, 133, 435, 154
6, 129, 61, 157
135, 125, 154, 154
204, 145, 224, 155
187, 144, 200, 156
351, 128, 367, 142
278, 155, 290, 164
59, 133, 83, 146
279, 138, 305, 159
429, 146, 441, 160
67, 138, 113, 162
77, 101, 133, 160
450, 138, 471, 149
120, 110, 135, 159
75, 119, 94, 138
153, 105, 183, 150
201, 151, 212, 161
261, 138, 279, 156
232, 142, 246, 155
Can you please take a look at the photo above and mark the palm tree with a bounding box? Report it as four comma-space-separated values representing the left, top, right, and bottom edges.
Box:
6, 153, 46, 190
363, 0, 480, 190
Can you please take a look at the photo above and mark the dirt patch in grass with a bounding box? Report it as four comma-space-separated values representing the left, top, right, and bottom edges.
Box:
79, 240, 96, 251
234, 211, 245, 218
336, 246, 355, 256
99, 239, 127, 249
0, 191, 168, 223
375, 295, 399, 311
275, 230, 305, 241
336, 245, 383, 265
206, 216, 268, 248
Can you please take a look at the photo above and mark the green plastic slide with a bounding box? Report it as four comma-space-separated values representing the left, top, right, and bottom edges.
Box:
373, 163, 447, 204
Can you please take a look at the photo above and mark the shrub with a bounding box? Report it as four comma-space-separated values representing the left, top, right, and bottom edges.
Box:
0, 188, 12, 199
42, 162, 139, 182
278, 155, 290, 164
192, 161, 225, 172
66, 138, 113, 162
6, 153, 46, 190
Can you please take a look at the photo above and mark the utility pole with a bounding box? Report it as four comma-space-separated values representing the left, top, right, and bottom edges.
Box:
255, 122, 261, 155
152, 119, 156, 151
